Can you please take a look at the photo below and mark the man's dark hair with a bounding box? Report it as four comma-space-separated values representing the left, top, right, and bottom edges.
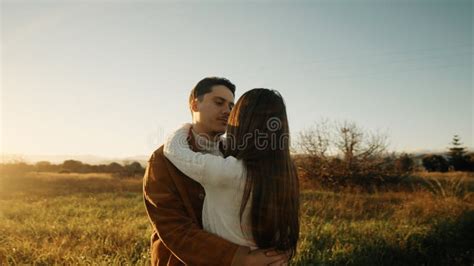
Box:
189, 77, 236, 107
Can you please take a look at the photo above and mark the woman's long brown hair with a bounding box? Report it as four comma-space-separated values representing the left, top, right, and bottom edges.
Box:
223, 89, 300, 258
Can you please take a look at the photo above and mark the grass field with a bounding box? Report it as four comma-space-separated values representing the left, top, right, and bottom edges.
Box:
0, 171, 473, 265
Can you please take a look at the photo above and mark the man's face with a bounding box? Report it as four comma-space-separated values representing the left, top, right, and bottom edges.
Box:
192, 85, 235, 135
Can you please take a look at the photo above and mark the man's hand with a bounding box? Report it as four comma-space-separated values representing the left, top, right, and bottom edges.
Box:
231, 246, 289, 266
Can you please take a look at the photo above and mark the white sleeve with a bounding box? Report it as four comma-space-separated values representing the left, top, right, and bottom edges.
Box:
163, 124, 245, 187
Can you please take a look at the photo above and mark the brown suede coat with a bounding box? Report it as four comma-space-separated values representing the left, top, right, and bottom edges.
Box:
143, 129, 239, 265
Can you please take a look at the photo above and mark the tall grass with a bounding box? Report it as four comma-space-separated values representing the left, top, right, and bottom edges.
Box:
0, 173, 149, 265
295, 189, 473, 265
0, 172, 473, 265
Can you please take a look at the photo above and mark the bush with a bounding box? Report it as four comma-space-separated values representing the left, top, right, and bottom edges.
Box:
114, 162, 145, 178
422, 155, 449, 172
58, 169, 71, 174
467, 153, 474, 172
0, 161, 33, 178
396, 153, 415, 173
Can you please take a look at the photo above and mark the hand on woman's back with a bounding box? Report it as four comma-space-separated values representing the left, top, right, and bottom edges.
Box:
232, 246, 289, 266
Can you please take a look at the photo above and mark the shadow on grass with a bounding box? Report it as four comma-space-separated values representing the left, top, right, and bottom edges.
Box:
295, 211, 474, 266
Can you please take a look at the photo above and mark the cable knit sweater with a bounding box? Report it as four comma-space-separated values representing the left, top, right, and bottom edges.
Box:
164, 123, 257, 249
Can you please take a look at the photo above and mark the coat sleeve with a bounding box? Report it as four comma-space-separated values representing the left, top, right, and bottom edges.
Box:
163, 124, 245, 188
143, 149, 240, 265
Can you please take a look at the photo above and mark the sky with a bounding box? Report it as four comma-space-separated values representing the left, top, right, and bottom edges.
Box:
1, 0, 472, 159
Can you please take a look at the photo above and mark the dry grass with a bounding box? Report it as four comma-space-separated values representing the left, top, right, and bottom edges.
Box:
415, 171, 474, 179
0, 172, 473, 265
28, 171, 115, 180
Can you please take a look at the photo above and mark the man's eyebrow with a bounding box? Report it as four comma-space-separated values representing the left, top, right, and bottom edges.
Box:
213, 96, 234, 103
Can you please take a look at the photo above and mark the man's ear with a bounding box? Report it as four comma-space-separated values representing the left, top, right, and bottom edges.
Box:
190, 98, 199, 112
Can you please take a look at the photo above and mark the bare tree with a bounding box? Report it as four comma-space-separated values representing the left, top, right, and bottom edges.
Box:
296, 119, 332, 181
298, 119, 331, 158
295, 119, 405, 188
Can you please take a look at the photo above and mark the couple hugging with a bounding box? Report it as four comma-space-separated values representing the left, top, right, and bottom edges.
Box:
143, 77, 300, 266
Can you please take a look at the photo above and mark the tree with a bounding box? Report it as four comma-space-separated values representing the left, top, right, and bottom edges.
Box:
422, 154, 449, 172
296, 119, 332, 182
106, 162, 124, 174
35, 161, 53, 172
448, 135, 470, 171
122, 161, 145, 178
62, 160, 84, 172
334, 121, 389, 184
296, 119, 404, 188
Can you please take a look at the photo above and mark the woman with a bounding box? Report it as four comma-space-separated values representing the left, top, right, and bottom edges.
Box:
164, 88, 300, 259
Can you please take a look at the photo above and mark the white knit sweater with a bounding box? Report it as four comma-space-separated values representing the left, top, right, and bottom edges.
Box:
163, 123, 257, 249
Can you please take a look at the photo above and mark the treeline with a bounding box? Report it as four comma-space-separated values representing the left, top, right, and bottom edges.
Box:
422, 135, 474, 172
294, 120, 473, 188
0, 160, 145, 178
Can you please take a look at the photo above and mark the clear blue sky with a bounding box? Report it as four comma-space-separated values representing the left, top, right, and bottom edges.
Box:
1, 0, 472, 158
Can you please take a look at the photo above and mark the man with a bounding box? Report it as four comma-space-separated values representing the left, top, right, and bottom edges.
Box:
143, 77, 288, 265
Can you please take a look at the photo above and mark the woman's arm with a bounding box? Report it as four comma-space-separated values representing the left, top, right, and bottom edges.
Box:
163, 124, 245, 187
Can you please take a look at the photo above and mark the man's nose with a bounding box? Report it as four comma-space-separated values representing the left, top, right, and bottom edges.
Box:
223, 104, 231, 114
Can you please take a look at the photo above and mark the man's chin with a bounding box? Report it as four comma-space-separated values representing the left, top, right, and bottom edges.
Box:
213, 125, 227, 135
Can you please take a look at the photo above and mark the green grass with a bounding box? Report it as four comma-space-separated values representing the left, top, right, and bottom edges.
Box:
0, 172, 473, 265
295, 190, 473, 265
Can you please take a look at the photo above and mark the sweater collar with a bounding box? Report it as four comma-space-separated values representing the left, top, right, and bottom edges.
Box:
190, 127, 222, 155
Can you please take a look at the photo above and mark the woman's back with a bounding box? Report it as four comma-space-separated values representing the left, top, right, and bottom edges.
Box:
164, 124, 257, 248
203, 174, 256, 249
